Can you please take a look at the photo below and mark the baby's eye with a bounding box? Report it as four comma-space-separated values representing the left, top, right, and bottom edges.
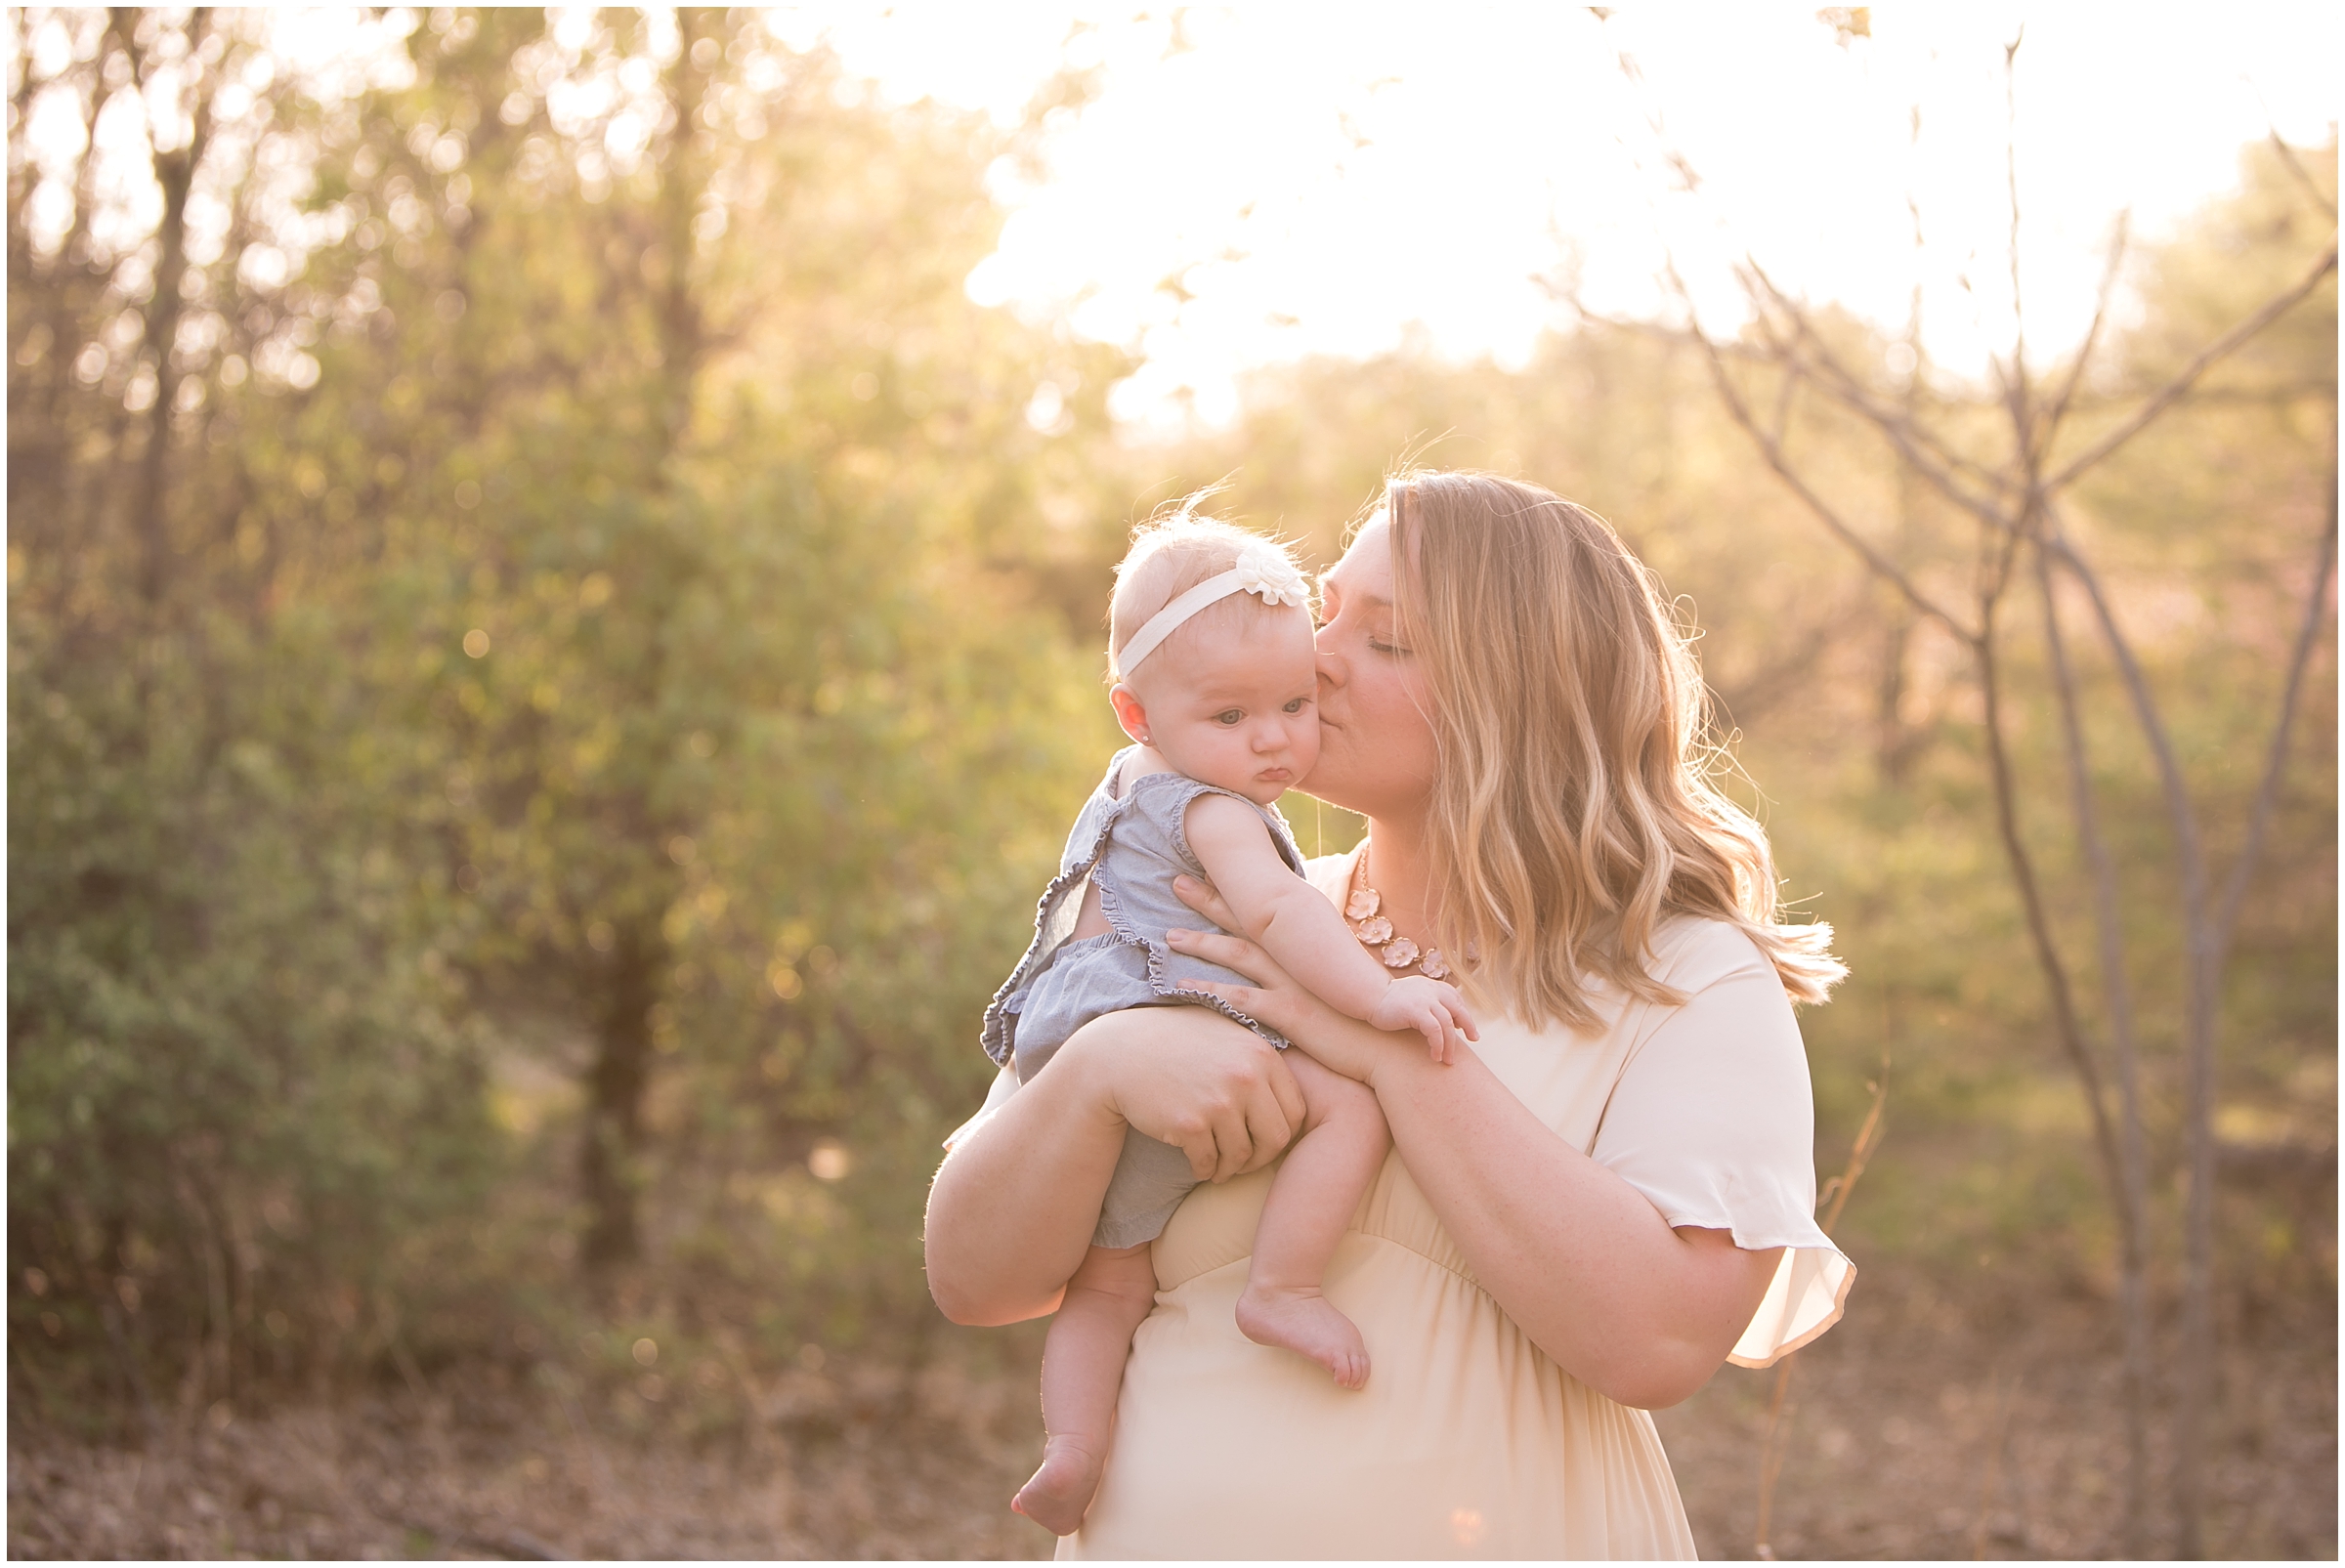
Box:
1283, 697, 1309, 713
1214, 709, 1244, 725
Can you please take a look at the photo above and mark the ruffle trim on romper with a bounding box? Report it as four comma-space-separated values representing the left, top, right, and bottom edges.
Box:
978, 788, 1130, 1066
1100, 777, 1297, 1050
978, 756, 1300, 1067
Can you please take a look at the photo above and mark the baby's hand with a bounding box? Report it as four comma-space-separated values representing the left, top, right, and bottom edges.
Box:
1368, 976, 1478, 1064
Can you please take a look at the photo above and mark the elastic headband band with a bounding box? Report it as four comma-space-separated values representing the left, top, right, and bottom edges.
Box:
1115, 540, 1310, 678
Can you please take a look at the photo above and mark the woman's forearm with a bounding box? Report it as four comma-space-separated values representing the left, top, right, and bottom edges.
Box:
923, 1050, 1130, 1326
1164, 881, 1781, 1406
1360, 1037, 1778, 1408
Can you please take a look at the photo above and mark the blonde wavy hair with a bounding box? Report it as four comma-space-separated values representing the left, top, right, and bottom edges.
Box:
1385, 470, 1844, 1030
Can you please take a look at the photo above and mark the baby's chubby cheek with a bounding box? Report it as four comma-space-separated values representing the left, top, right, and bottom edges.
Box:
1296, 715, 1325, 775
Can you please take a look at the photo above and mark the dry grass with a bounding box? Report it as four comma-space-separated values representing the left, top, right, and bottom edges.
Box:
8, 1355, 1058, 1561
11, 1263, 2333, 1560
1658, 1263, 2338, 1560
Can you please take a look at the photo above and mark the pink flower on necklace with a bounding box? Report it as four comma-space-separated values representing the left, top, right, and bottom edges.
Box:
1349, 846, 1452, 981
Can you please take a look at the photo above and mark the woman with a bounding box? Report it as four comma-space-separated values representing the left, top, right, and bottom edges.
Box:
926, 471, 1854, 1557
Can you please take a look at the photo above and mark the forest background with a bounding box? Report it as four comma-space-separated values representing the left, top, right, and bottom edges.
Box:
7, 8, 2334, 1560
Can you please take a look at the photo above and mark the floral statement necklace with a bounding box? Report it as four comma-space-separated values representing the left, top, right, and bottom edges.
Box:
1345, 849, 1451, 981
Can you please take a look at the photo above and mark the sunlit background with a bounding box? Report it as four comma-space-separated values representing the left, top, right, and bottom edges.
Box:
830, 3, 2340, 420
8, 5, 2334, 1559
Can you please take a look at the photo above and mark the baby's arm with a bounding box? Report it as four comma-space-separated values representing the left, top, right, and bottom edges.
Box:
1183, 794, 1474, 1061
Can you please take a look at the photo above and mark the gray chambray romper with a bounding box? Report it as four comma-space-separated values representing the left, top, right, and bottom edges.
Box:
981, 746, 1307, 1249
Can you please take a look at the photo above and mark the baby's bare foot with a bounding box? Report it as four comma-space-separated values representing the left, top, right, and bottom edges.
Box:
1237, 1283, 1370, 1389
1011, 1435, 1105, 1537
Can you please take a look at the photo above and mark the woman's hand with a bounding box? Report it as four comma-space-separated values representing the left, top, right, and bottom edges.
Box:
924, 999, 1306, 1328
1076, 1002, 1309, 1182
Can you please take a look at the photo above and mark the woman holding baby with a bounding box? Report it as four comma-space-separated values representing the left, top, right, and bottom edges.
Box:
926, 470, 1855, 1558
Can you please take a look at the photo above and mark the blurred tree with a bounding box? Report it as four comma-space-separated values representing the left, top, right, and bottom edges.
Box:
8, 6, 501, 1427
8, 19, 2329, 1537
1579, 67, 2335, 1544
8, 4, 1126, 1421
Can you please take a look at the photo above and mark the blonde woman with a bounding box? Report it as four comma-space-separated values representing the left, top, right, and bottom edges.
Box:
925, 471, 1855, 1557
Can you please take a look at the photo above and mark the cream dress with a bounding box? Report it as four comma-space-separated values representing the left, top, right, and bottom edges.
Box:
954, 847, 1853, 1560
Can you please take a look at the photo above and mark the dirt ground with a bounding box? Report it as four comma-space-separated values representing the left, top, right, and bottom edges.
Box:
1654, 1265, 2336, 1560
10, 1264, 2333, 1560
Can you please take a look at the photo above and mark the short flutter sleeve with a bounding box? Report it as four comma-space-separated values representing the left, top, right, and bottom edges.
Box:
1587, 920, 1855, 1368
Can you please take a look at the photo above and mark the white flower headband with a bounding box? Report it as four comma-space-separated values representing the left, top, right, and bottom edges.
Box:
1116, 539, 1311, 677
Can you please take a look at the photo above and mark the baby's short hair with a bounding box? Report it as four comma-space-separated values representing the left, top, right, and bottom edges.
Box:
1108, 502, 1307, 684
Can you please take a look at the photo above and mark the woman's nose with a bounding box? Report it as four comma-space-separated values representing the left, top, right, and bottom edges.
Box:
1314, 639, 1344, 690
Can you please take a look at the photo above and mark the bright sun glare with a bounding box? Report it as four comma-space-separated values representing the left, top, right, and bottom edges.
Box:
20, 4, 2336, 431
789, 2, 2337, 429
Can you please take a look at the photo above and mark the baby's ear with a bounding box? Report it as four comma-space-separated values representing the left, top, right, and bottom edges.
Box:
1107, 683, 1151, 746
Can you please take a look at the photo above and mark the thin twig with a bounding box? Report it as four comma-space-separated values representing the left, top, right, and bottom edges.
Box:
1661, 267, 1977, 636
1975, 596, 2126, 1196
1754, 1063, 1889, 1559
2034, 216, 2130, 460
2000, 31, 2029, 437
2266, 129, 2337, 221
2032, 537, 2153, 1557
2042, 527, 2207, 906
2210, 442, 2340, 965
2045, 239, 2338, 489
1739, 260, 2017, 512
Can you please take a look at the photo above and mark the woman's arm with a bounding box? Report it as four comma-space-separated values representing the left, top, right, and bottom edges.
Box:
923, 1006, 1307, 1327
1166, 883, 1778, 1410
1354, 1026, 1777, 1408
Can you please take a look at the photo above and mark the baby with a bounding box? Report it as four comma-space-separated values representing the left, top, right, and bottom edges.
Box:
980, 513, 1476, 1536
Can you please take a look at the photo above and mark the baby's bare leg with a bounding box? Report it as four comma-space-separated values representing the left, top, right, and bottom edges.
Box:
1236, 1051, 1389, 1389
1012, 1243, 1157, 1537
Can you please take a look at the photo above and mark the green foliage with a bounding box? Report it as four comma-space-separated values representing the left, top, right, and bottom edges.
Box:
6, 6, 2330, 1445
8, 7, 1118, 1422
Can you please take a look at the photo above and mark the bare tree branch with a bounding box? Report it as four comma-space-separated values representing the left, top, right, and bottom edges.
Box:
2046, 238, 2338, 490
2267, 128, 2337, 221
2036, 216, 2130, 460
1975, 595, 2127, 1206
1766, 343, 1801, 445
2000, 31, 2029, 435
2210, 440, 2340, 964
1739, 259, 2016, 509
2032, 538, 2154, 1557
2044, 507, 2222, 1556
123, 6, 222, 610
2043, 528, 2207, 886
1660, 295, 2025, 572
1659, 269, 1978, 638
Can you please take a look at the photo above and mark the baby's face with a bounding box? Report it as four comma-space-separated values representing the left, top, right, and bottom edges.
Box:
1130, 606, 1320, 806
